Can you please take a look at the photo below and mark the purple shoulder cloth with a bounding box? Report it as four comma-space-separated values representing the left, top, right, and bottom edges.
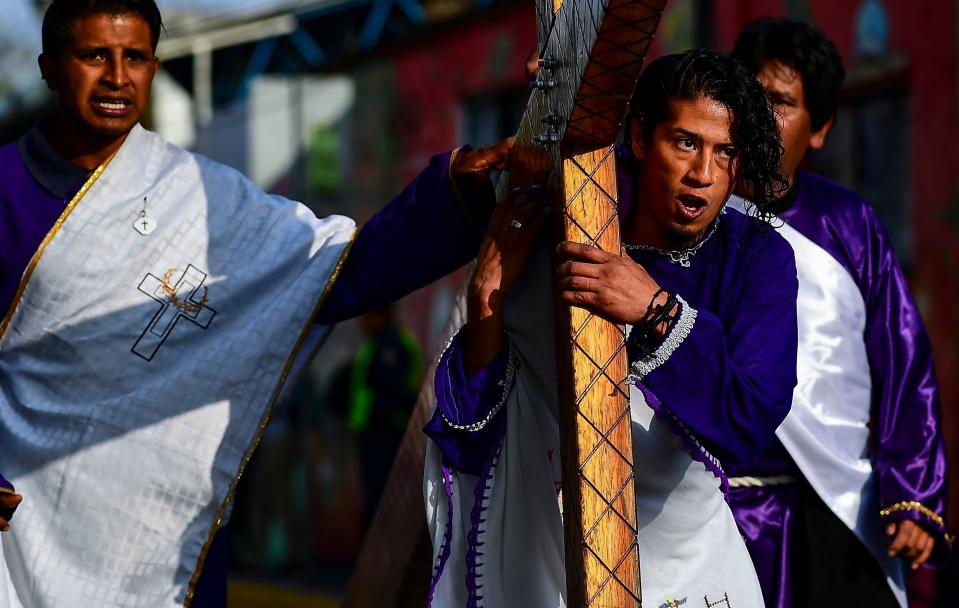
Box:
0, 473, 16, 523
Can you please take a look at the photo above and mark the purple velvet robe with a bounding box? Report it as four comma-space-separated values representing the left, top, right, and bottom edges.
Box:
725, 170, 948, 608
426, 144, 799, 503
0, 127, 493, 607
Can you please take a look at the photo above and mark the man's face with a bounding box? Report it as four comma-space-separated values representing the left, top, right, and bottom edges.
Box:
630, 96, 738, 247
756, 60, 831, 185
40, 12, 158, 144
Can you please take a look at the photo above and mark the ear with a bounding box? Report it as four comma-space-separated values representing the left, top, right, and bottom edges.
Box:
38, 53, 58, 91
629, 120, 646, 162
808, 114, 834, 151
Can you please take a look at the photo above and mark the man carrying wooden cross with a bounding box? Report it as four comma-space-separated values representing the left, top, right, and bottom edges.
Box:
424, 50, 799, 607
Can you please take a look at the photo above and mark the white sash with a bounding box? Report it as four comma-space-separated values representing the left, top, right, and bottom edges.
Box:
0, 125, 355, 607
425, 235, 763, 607
729, 196, 906, 606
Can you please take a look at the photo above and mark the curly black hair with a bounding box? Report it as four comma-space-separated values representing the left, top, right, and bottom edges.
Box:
43, 0, 164, 56
628, 49, 787, 224
732, 18, 845, 133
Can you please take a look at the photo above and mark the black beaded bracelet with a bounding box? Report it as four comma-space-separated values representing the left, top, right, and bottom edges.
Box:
629, 290, 681, 359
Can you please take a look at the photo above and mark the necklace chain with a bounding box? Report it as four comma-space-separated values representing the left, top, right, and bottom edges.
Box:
623, 211, 723, 268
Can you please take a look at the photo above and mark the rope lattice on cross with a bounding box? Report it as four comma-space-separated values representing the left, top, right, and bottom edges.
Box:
501, 1, 668, 605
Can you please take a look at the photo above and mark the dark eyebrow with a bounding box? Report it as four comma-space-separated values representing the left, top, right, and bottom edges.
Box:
672, 128, 734, 149
672, 128, 703, 143
767, 89, 797, 105
73, 45, 108, 53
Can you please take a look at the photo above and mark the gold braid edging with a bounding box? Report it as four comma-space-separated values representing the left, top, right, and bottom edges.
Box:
879, 501, 945, 529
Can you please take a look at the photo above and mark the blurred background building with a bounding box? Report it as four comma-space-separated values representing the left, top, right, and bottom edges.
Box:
2, 0, 957, 605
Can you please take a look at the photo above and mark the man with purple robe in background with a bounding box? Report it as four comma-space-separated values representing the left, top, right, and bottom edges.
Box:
726, 18, 950, 607
423, 50, 798, 606
0, 1, 508, 606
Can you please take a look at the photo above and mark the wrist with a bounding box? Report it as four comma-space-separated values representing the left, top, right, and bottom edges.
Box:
630, 289, 680, 350
646, 291, 673, 342
468, 285, 503, 322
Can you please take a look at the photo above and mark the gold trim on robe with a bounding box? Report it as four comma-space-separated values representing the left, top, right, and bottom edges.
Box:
183, 228, 359, 607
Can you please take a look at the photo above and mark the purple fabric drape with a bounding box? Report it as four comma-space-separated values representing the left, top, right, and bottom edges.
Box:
726, 170, 949, 607
0, 141, 82, 317
424, 327, 510, 475
729, 485, 798, 608
779, 171, 947, 534
316, 149, 494, 324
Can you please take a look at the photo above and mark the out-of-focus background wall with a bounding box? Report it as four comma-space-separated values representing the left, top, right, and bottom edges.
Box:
1, 0, 956, 606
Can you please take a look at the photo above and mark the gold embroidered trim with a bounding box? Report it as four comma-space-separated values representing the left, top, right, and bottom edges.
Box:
447, 146, 481, 234
0, 487, 15, 495
0, 150, 119, 343
879, 501, 945, 529
183, 227, 358, 607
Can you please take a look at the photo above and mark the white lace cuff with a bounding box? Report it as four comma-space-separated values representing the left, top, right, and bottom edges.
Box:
631, 295, 697, 379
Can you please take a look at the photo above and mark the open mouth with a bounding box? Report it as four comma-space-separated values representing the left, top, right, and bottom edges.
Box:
92, 98, 133, 115
676, 194, 708, 221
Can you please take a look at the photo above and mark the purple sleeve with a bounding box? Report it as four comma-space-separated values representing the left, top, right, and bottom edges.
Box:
423, 327, 511, 475
0, 474, 12, 493
859, 210, 948, 538
640, 239, 799, 467
316, 149, 495, 324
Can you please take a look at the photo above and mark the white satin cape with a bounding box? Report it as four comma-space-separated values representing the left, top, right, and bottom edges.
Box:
0, 124, 355, 607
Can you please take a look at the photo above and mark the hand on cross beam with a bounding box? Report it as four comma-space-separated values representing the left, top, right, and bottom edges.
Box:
465, 186, 549, 375
451, 138, 515, 185
556, 242, 670, 337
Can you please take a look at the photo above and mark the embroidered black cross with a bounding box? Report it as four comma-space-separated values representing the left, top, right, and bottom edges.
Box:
133, 265, 216, 361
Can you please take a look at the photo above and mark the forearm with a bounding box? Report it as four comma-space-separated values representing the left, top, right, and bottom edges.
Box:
316, 149, 494, 324
465, 282, 506, 377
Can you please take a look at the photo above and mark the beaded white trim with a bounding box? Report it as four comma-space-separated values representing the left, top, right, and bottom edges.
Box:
439, 335, 516, 433
631, 295, 697, 379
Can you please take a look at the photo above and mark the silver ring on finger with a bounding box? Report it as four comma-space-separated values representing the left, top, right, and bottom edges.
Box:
510, 219, 524, 230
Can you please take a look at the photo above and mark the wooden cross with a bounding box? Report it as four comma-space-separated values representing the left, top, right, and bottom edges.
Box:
514, 1, 667, 604
345, 2, 667, 605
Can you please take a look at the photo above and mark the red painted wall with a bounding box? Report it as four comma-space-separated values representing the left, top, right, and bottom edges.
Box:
392, 8, 537, 182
